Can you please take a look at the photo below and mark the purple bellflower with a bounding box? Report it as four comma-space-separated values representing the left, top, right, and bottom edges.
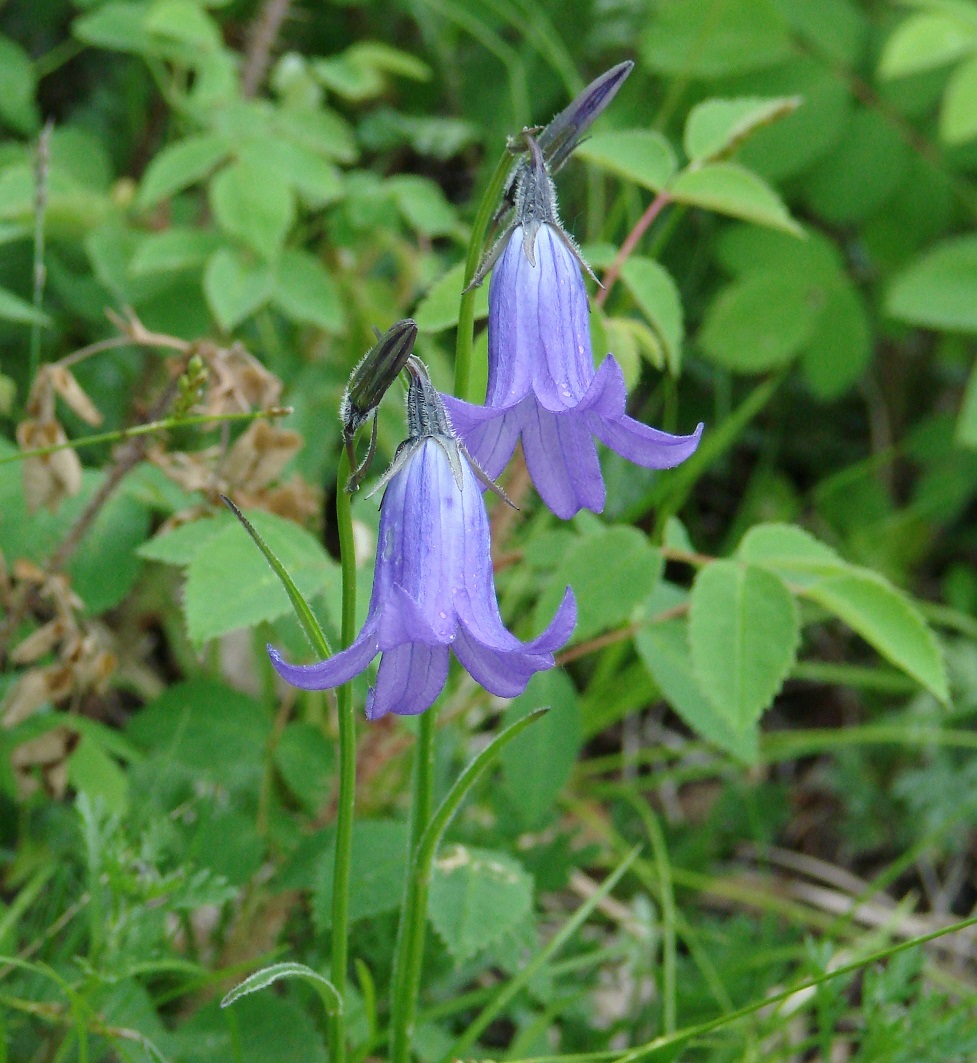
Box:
444, 138, 703, 519
268, 357, 576, 720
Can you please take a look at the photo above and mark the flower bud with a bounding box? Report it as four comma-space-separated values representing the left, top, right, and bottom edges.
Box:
341, 319, 418, 439
537, 60, 633, 175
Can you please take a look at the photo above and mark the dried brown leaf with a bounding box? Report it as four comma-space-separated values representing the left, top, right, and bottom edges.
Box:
16, 419, 83, 512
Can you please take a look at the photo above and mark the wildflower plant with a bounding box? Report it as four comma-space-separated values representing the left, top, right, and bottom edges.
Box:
8, 9, 976, 1063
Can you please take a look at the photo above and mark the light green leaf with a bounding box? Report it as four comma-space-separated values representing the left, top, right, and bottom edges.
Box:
635, 614, 759, 763
204, 247, 273, 331
879, 12, 977, 78
221, 963, 342, 1015
272, 249, 345, 332
736, 522, 845, 588
684, 96, 801, 164
429, 846, 533, 962
0, 286, 50, 326
534, 526, 662, 645
137, 514, 233, 566
668, 163, 803, 236
314, 819, 408, 930
690, 560, 800, 731
129, 228, 224, 275
575, 130, 678, 193
137, 134, 230, 206
642, 0, 792, 77
955, 358, 977, 447
346, 41, 430, 82
238, 140, 342, 208
73, 2, 157, 57
940, 54, 977, 142
500, 671, 581, 829
887, 236, 977, 333
619, 257, 684, 375
183, 510, 335, 646
699, 270, 820, 372
804, 570, 949, 703
0, 34, 39, 134
145, 0, 221, 51
209, 158, 294, 260
66, 736, 129, 817
413, 260, 489, 332
387, 174, 457, 237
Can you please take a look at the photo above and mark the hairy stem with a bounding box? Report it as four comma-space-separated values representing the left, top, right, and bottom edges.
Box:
329, 447, 358, 1063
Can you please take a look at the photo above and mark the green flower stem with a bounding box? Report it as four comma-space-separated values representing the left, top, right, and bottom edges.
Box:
388, 146, 516, 1062
389, 707, 437, 1063
1, 407, 292, 465
453, 147, 516, 402
330, 447, 359, 1063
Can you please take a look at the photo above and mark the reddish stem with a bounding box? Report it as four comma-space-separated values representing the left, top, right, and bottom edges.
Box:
596, 191, 672, 309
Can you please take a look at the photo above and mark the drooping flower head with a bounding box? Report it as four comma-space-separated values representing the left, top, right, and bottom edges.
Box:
445, 137, 703, 519
269, 357, 576, 719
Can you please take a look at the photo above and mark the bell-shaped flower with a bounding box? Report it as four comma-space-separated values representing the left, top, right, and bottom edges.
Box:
268, 358, 576, 719
445, 139, 703, 519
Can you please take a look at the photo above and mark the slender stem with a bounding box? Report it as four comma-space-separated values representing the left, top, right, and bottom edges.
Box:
595, 190, 672, 310
330, 448, 358, 1063
29, 121, 53, 392
453, 148, 517, 402
389, 709, 437, 1063
2, 406, 292, 465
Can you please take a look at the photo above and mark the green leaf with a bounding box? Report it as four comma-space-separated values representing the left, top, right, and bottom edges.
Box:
209, 159, 294, 260
183, 510, 336, 647
500, 671, 581, 830
534, 526, 662, 645
0, 34, 39, 134
274, 722, 334, 814
736, 522, 846, 589
272, 248, 345, 332
635, 613, 759, 763
699, 270, 820, 373
667, 163, 803, 236
129, 228, 224, 275
887, 236, 977, 333
221, 963, 342, 1015
940, 54, 977, 143
204, 247, 273, 331
137, 513, 233, 565
684, 96, 801, 163
804, 571, 949, 702
575, 130, 678, 192
137, 134, 230, 206
73, 2, 157, 57
126, 679, 271, 789
619, 258, 684, 375
642, 0, 792, 77
800, 280, 872, 399
238, 140, 342, 208
955, 358, 977, 447
879, 12, 977, 78
0, 286, 50, 326
801, 109, 909, 225
314, 819, 408, 930
428, 846, 534, 962
66, 736, 129, 816
144, 0, 222, 52
690, 560, 800, 731
413, 260, 489, 332
387, 175, 457, 237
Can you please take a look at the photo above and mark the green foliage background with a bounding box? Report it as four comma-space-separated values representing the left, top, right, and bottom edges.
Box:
4, 0, 977, 1059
